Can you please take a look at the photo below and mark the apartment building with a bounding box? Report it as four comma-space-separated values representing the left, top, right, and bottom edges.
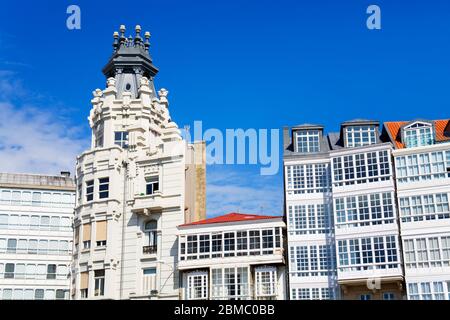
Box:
284, 120, 405, 300
0, 172, 75, 300
329, 120, 403, 300
384, 119, 450, 300
177, 213, 286, 300
283, 125, 338, 300
70, 25, 206, 300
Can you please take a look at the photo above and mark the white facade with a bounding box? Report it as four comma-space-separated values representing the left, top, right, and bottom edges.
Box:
330, 142, 404, 298
177, 213, 287, 300
283, 125, 338, 300
0, 172, 75, 300
389, 120, 450, 300
283, 121, 405, 300
71, 25, 205, 300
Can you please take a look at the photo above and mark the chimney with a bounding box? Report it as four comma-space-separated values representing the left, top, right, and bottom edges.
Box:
60, 171, 71, 178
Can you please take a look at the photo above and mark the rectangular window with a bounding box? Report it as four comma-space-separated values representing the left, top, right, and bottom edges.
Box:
82, 223, 91, 250
236, 231, 247, 255
98, 177, 109, 199
199, 234, 210, 258
96, 220, 107, 247
114, 131, 129, 148
255, 268, 277, 299
187, 235, 198, 258
212, 233, 222, 257
95, 122, 104, 148
383, 293, 395, 300
249, 230, 260, 255
5, 263, 15, 279
94, 270, 105, 296
7, 238, 17, 253
145, 176, 160, 195
345, 126, 376, 148
47, 264, 56, 280
187, 272, 208, 300
80, 272, 89, 298
262, 229, 274, 254
224, 232, 235, 256
86, 180, 94, 202
296, 130, 320, 153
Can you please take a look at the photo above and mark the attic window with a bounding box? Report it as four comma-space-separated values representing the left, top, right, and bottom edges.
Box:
345, 126, 376, 148
404, 123, 434, 148
295, 130, 320, 153
125, 83, 131, 91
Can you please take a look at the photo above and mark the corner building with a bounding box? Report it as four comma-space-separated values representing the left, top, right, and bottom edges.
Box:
71, 25, 206, 300
384, 119, 450, 300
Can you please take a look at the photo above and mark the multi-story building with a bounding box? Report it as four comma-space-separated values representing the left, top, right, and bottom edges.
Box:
70, 25, 206, 300
329, 120, 404, 300
283, 120, 405, 300
384, 119, 450, 300
283, 125, 338, 300
177, 213, 286, 300
0, 172, 75, 300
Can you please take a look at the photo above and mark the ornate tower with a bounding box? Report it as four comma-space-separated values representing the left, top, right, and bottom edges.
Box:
71, 25, 205, 300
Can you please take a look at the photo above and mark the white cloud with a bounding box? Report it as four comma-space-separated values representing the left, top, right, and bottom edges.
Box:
206, 165, 283, 217
0, 71, 88, 175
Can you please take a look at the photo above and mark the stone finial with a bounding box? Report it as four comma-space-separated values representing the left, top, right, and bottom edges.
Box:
134, 25, 142, 45
144, 31, 150, 51
107, 77, 116, 88
92, 88, 103, 98
119, 25, 126, 46
113, 31, 119, 51
139, 76, 149, 87
158, 88, 169, 104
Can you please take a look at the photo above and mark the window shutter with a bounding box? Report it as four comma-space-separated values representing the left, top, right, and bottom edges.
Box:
82, 223, 91, 242
80, 272, 89, 289
96, 220, 107, 241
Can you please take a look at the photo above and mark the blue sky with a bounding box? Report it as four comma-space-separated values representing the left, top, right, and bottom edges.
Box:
1, 0, 450, 216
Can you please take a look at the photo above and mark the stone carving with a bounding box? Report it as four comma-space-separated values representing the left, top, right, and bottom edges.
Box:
158, 88, 169, 104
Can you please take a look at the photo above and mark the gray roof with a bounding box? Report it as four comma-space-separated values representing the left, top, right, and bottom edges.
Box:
0, 173, 75, 191
341, 119, 379, 126
327, 132, 344, 150
292, 123, 324, 130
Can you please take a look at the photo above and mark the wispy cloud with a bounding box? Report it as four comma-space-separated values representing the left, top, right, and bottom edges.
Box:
0, 70, 88, 175
206, 165, 284, 217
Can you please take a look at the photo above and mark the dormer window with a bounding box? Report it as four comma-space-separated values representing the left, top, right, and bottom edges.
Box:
403, 122, 434, 148
295, 130, 320, 153
345, 126, 376, 148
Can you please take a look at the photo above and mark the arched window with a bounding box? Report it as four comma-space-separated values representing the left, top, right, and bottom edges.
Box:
143, 220, 158, 254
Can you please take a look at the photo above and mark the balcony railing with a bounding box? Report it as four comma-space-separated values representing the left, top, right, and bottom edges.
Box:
143, 245, 157, 255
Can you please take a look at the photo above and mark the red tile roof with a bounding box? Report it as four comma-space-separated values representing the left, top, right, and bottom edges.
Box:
384, 119, 450, 149
179, 212, 282, 227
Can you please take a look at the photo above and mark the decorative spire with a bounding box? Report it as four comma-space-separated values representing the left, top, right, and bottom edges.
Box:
134, 25, 142, 46
112, 24, 152, 53
119, 25, 126, 47
144, 31, 150, 52
103, 24, 159, 86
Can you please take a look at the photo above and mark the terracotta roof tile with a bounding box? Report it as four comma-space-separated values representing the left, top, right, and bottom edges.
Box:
384, 119, 450, 149
179, 212, 282, 227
